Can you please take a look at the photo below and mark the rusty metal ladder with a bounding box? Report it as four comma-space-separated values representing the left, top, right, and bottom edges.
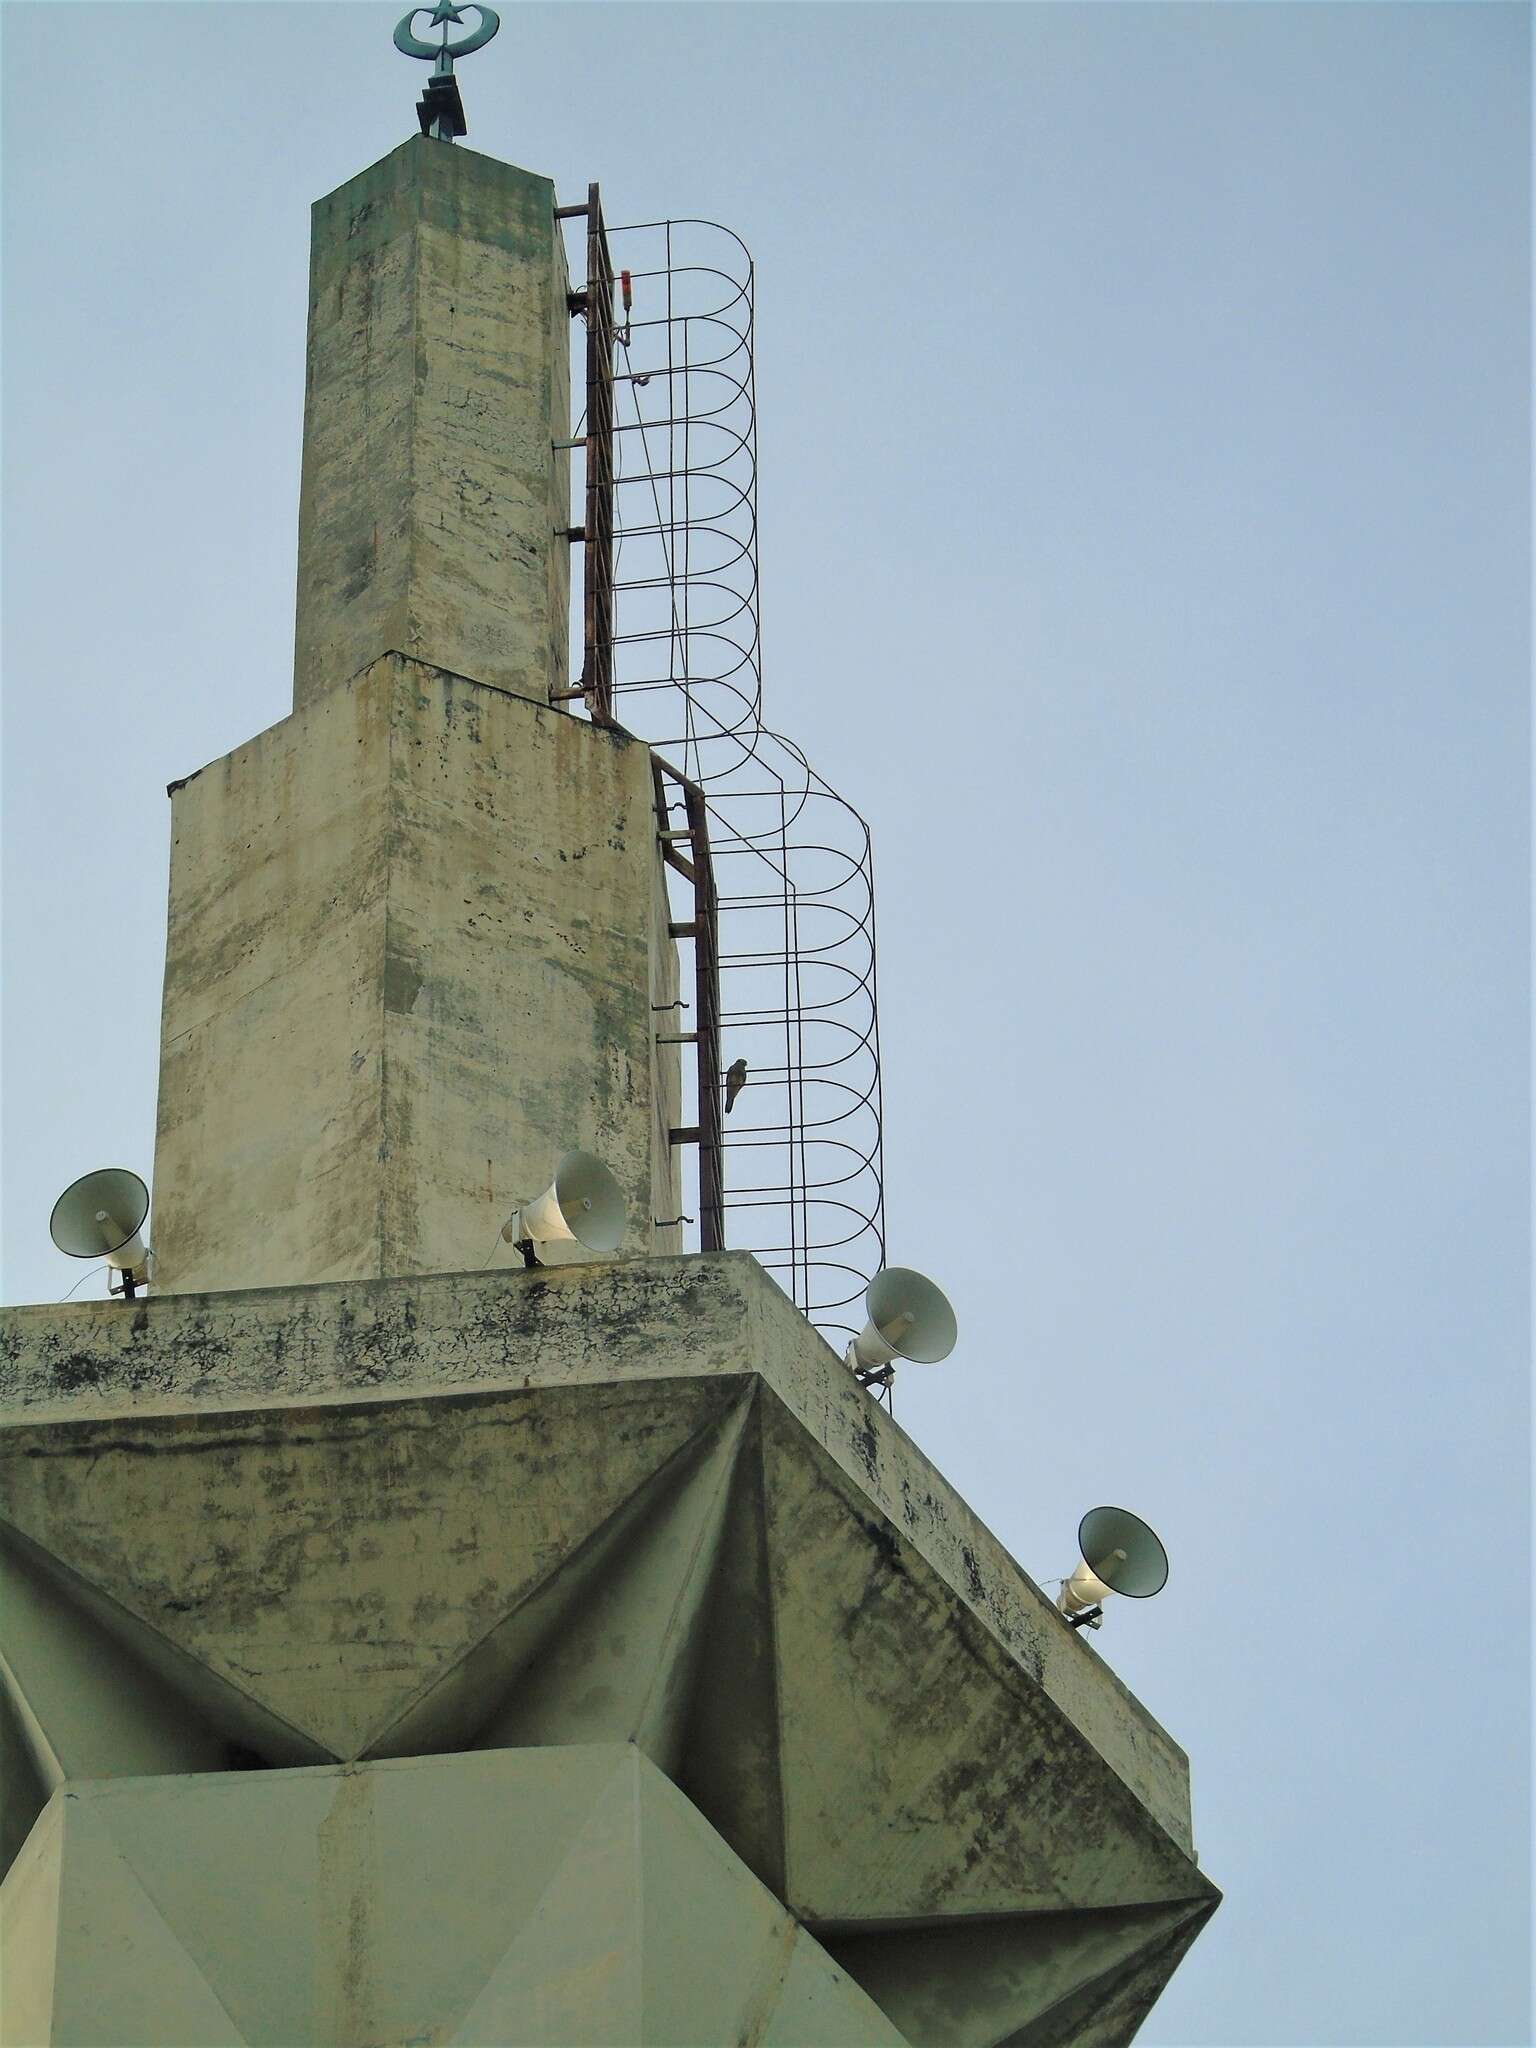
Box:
558, 184, 726, 1253
652, 756, 725, 1253
554, 182, 618, 727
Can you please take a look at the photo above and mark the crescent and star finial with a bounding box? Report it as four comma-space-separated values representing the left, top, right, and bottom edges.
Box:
394, 1, 501, 63
394, 1, 500, 140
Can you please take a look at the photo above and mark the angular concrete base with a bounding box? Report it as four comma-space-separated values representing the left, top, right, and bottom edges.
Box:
1, 1254, 1219, 2044
0, 1747, 905, 2048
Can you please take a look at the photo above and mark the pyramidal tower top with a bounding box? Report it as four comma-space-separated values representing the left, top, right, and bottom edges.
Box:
1, 26, 1218, 2046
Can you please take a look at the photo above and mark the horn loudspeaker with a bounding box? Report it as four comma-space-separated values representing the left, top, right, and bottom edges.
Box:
516, 1150, 626, 1254
1058, 1504, 1169, 1617
847, 1266, 957, 1373
49, 1167, 150, 1275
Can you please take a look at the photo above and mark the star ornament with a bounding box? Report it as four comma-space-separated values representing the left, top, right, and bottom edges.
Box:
394, 1, 500, 62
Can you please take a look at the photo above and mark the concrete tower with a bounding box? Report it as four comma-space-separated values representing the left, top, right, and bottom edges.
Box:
0, 112, 1218, 2048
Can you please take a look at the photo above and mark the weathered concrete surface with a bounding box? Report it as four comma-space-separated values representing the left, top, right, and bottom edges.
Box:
150, 652, 681, 1291
0, 1255, 1203, 1867
822, 1902, 1218, 2048
293, 138, 570, 710
1, 1748, 907, 2048
1, 1257, 1219, 2040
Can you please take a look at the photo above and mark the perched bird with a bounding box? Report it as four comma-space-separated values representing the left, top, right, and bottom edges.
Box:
724, 1057, 748, 1114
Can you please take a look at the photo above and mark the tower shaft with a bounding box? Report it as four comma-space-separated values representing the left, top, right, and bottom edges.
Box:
149, 139, 682, 1293
294, 138, 569, 711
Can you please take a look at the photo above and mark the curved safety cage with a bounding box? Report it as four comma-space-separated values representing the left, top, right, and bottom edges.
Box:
556, 199, 885, 1348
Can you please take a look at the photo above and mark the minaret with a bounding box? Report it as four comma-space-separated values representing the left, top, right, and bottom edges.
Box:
0, 28, 1218, 2046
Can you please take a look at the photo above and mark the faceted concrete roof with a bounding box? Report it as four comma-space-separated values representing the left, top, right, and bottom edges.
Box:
1, 1253, 1218, 2043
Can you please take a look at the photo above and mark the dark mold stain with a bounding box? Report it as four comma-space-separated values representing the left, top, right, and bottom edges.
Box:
960, 1544, 985, 1600
382, 947, 424, 1016
50, 1352, 111, 1393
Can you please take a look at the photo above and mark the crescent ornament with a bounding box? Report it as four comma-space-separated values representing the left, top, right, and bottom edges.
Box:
394, 3, 501, 62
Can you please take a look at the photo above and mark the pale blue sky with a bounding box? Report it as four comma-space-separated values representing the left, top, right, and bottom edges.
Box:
2, 6, 1529, 2043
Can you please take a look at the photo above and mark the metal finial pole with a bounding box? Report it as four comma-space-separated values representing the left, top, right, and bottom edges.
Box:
394, 0, 501, 142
